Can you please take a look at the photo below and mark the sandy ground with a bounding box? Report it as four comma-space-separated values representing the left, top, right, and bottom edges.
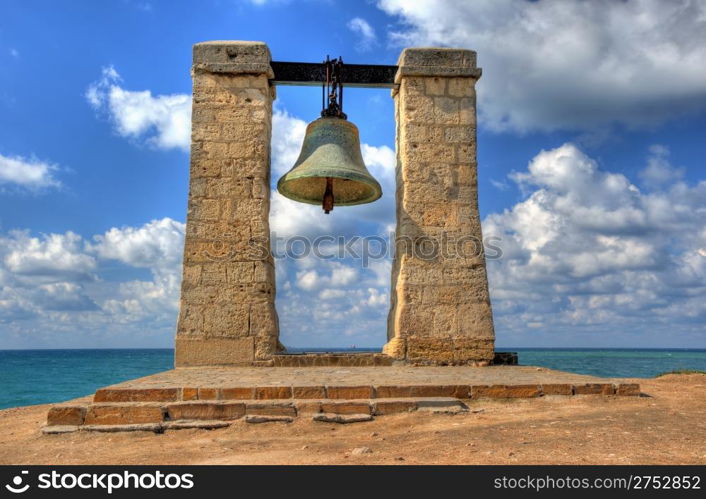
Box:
1, 374, 704, 465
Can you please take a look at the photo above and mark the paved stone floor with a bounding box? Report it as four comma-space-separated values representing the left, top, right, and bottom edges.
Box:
104, 366, 627, 389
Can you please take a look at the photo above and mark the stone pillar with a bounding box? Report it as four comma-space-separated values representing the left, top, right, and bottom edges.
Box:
175, 41, 280, 367
384, 48, 495, 365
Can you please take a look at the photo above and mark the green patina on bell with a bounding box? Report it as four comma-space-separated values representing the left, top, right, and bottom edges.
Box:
276, 56, 382, 214
276, 116, 382, 213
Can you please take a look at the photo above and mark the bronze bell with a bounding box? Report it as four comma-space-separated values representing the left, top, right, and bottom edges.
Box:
277, 117, 382, 213
276, 56, 382, 214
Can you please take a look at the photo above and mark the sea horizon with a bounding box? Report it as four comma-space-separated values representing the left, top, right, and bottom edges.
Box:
1, 347, 705, 410
2, 346, 705, 351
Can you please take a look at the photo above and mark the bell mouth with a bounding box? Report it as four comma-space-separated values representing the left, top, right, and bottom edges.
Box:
277, 172, 382, 206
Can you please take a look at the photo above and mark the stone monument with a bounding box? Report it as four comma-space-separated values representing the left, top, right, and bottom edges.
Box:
175, 41, 495, 367
43, 42, 644, 434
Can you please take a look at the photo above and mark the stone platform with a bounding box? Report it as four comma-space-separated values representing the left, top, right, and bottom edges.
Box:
43, 366, 640, 433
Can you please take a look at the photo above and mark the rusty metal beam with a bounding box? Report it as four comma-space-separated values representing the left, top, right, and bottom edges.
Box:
270, 61, 397, 88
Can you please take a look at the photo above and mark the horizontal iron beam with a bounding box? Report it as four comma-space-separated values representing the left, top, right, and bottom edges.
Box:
270, 61, 398, 88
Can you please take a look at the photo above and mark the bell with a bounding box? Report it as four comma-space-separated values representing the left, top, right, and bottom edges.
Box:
277, 116, 382, 213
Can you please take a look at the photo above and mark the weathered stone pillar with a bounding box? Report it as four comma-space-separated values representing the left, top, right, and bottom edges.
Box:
175, 41, 279, 367
384, 48, 495, 365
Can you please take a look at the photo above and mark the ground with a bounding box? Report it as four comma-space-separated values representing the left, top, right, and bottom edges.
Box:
1, 374, 704, 465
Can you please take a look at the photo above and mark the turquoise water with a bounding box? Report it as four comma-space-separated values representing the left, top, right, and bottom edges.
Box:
512, 348, 706, 378
0, 348, 705, 410
0, 349, 173, 410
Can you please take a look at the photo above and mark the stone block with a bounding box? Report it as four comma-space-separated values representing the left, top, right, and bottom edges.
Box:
574, 383, 615, 395
166, 402, 245, 420
202, 303, 250, 335
245, 415, 293, 424
326, 386, 374, 399
245, 403, 297, 417
198, 388, 219, 400
84, 405, 164, 425
175, 337, 254, 367
447, 78, 475, 98
472, 385, 541, 399
406, 337, 455, 364
193, 41, 273, 77
425, 77, 446, 96
47, 406, 86, 426
396, 48, 480, 80
313, 413, 373, 424
375, 385, 469, 398
255, 386, 292, 400
94, 388, 178, 403
320, 401, 372, 415
372, 400, 418, 415
182, 388, 199, 401
221, 387, 255, 400
616, 383, 641, 396
295, 401, 322, 414
445, 126, 473, 143
541, 384, 574, 396
292, 386, 326, 399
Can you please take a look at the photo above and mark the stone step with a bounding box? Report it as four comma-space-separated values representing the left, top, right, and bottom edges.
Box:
313, 413, 374, 424
273, 353, 395, 367
93, 382, 640, 403
45, 397, 467, 429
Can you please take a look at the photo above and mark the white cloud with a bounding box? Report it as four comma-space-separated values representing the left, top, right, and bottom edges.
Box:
296, 269, 320, 291
364, 287, 388, 307
0, 218, 185, 347
319, 289, 346, 300
639, 144, 685, 189
378, 0, 706, 132
86, 66, 191, 151
34, 282, 98, 312
483, 143, 706, 346
295, 262, 358, 291
348, 17, 378, 51
89, 218, 184, 322
3, 231, 95, 280
0, 153, 61, 191
89, 217, 184, 269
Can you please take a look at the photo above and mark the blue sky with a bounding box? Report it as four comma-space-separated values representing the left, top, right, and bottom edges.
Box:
1, 0, 705, 350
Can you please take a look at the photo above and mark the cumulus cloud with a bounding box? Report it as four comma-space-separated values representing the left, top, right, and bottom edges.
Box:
0, 153, 61, 191
278, 261, 390, 347
3, 231, 96, 281
639, 144, 685, 189
86, 66, 191, 151
483, 143, 706, 346
348, 17, 378, 51
0, 218, 184, 347
89, 218, 184, 269
0, 231, 98, 326
378, 0, 706, 132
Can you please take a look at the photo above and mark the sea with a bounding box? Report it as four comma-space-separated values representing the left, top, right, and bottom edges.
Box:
0, 348, 705, 410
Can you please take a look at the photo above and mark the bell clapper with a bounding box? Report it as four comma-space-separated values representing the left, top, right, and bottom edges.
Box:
323, 177, 334, 214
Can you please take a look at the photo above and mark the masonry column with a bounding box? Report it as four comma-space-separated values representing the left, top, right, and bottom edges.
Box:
175, 41, 280, 367
384, 48, 495, 365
